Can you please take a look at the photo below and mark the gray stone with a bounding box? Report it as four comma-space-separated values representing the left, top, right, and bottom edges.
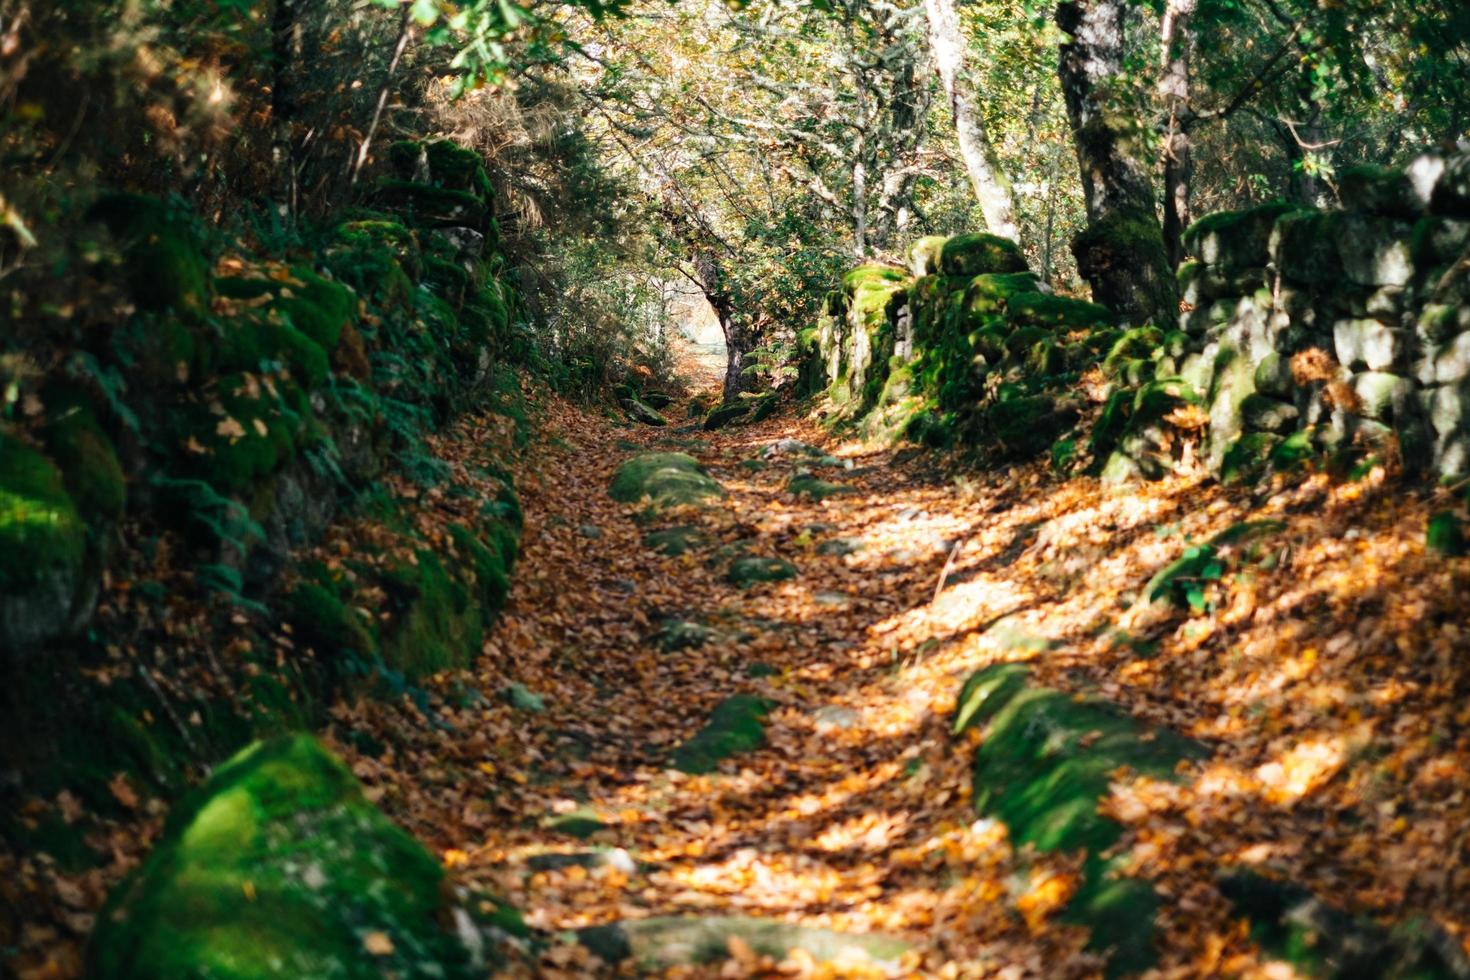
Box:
1206, 345, 1257, 471
1411, 216, 1470, 265
1363, 287, 1406, 322
816, 537, 862, 557
1425, 383, 1470, 436
1429, 151, 1470, 217
1253, 351, 1294, 398
1241, 394, 1299, 434
812, 706, 860, 732
505, 683, 546, 713
1333, 213, 1415, 288
579, 524, 603, 539
812, 590, 853, 609
1334, 319, 1407, 372
1352, 372, 1415, 423
1435, 432, 1470, 478
1416, 304, 1470, 343
1417, 333, 1470, 385
430, 226, 485, 259
623, 398, 668, 427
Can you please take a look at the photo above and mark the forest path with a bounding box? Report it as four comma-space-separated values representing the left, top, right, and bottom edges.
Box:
340, 391, 1470, 978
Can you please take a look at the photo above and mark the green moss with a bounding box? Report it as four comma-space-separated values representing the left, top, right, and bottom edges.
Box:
286, 581, 377, 658
954, 664, 1202, 976
424, 140, 492, 197
324, 220, 420, 307
217, 270, 354, 351
374, 180, 488, 229
726, 556, 797, 587
89, 735, 473, 980
907, 235, 949, 277
0, 432, 86, 590
1071, 209, 1177, 319
963, 272, 1041, 317
701, 399, 751, 430
987, 394, 1077, 461
643, 526, 707, 557
174, 373, 311, 494
422, 255, 471, 306
608, 453, 724, 510
672, 695, 771, 774
1006, 292, 1112, 330
1427, 511, 1467, 556
842, 264, 908, 291
379, 549, 480, 677
88, 193, 210, 316
938, 233, 1028, 277
448, 522, 513, 612
1181, 201, 1299, 265
1102, 328, 1164, 379
787, 475, 853, 501
217, 315, 330, 389
41, 400, 126, 527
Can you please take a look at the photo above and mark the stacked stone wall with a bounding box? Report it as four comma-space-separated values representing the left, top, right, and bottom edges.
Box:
1179, 152, 1470, 481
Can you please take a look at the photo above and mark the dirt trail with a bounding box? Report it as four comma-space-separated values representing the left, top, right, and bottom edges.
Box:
337, 391, 1470, 978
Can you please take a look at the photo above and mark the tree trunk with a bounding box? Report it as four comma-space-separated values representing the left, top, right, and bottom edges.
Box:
923, 0, 1019, 241
270, 0, 302, 219
1056, 0, 1178, 324
1159, 0, 1195, 269
694, 251, 750, 403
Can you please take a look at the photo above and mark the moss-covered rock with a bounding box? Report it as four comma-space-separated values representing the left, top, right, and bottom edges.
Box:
378, 549, 483, 678
954, 664, 1204, 976
703, 402, 752, 431
672, 695, 771, 774
89, 735, 475, 980
216, 315, 331, 390
216, 269, 355, 352
1427, 511, 1467, 556
643, 525, 708, 557
174, 373, 312, 494
286, 580, 378, 659
609, 453, 724, 510
787, 474, 853, 501
1183, 201, 1300, 270
907, 235, 949, 277
0, 432, 86, 592
1006, 292, 1112, 330
938, 233, 1027, 277
88, 193, 210, 316
725, 556, 797, 587
374, 180, 489, 230
40, 397, 126, 527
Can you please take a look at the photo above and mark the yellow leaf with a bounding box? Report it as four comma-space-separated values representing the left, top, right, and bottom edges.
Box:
363, 931, 394, 956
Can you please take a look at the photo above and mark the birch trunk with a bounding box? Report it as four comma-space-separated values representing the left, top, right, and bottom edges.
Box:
922, 0, 1019, 241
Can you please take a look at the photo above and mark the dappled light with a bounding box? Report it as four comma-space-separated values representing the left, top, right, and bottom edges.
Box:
4, 0, 1470, 975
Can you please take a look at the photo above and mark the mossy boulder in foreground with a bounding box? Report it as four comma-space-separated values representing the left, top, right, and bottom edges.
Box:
954, 663, 1205, 976
608, 453, 724, 510
90, 735, 477, 979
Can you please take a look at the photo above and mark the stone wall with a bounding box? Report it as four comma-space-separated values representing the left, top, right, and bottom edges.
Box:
0, 139, 528, 804
1179, 152, 1470, 481
806, 150, 1470, 486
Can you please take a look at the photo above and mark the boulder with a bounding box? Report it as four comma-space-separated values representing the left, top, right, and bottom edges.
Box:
937, 233, 1027, 277
89, 736, 477, 980
608, 453, 724, 511
671, 695, 771, 774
